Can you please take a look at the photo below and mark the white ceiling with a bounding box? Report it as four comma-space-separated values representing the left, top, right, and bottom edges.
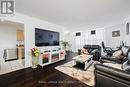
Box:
15, 0, 130, 30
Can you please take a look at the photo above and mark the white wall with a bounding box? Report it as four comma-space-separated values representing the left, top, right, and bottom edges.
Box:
104, 23, 125, 48
124, 16, 130, 45
0, 23, 17, 49
104, 15, 130, 47
0, 13, 66, 68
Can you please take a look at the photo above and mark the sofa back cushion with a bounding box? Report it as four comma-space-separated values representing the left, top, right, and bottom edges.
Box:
122, 46, 130, 57
128, 52, 130, 64
122, 52, 130, 73
83, 45, 101, 53
112, 50, 122, 59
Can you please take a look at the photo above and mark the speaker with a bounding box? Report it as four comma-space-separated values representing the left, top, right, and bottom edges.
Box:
91, 30, 96, 35
126, 22, 129, 35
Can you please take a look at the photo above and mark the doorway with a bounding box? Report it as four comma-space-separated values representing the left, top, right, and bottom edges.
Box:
0, 20, 25, 75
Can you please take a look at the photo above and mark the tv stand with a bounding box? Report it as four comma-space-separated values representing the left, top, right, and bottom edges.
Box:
38, 49, 65, 67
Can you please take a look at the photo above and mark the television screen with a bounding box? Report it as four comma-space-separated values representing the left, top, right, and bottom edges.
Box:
35, 28, 59, 46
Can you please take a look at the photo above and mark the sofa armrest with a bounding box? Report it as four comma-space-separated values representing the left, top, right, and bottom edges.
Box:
94, 64, 130, 87
122, 57, 128, 62
91, 49, 98, 54
100, 56, 122, 64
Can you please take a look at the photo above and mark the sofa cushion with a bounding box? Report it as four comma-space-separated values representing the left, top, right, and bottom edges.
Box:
122, 46, 130, 57
128, 52, 130, 64
112, 50, 122, 59
123, 61, 130, 73
103, 63, 122, 70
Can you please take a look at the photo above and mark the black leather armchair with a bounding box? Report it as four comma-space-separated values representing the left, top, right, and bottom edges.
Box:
123, 52, 130, 73
100, 46, 130, 64
94, 64, 130, 87
102, 41, 119, 56
78, 45, 101, 61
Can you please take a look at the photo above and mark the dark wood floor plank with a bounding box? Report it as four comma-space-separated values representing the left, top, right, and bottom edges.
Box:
0, 52, 91, 87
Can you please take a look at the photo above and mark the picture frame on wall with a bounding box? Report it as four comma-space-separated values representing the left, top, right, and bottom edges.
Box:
112, 30, 120, 37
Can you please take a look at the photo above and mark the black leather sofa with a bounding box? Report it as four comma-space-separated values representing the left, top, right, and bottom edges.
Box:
94, 64, 130, 87
123, 52, 130, 73
100, 46, 130, 64
78, 45, 101, 61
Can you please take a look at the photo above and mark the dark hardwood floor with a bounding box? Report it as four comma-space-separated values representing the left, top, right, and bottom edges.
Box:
0, 52, 91, 87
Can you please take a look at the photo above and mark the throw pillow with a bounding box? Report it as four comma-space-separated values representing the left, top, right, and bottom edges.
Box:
112, 50, 123, 59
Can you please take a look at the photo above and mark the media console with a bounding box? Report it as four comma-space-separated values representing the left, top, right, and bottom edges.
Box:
38, 49, 65, 67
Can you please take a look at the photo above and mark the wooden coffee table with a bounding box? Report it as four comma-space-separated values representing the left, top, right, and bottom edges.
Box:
73, 55, 93, 70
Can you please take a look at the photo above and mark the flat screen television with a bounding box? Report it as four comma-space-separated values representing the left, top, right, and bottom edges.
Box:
35, 28, 60, 46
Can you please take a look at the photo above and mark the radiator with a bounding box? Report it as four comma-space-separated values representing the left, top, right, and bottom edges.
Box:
4, 49, 18, 61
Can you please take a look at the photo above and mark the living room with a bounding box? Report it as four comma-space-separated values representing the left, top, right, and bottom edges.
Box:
0, 0, 130, 87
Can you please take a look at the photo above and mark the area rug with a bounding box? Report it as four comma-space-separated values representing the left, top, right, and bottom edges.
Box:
55, 58, 95, 86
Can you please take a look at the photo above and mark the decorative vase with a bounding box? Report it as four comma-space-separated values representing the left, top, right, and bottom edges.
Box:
32, 56, 38, 68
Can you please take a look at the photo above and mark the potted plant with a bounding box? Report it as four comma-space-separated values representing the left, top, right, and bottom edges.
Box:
61, 41, 69, 53
31, 48, 39, 68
